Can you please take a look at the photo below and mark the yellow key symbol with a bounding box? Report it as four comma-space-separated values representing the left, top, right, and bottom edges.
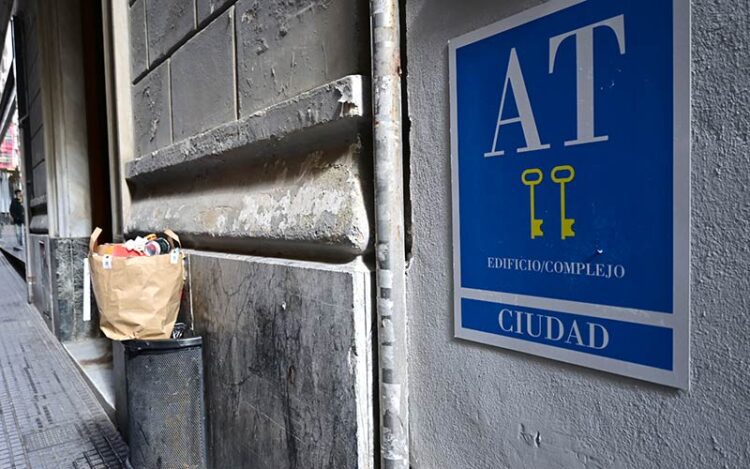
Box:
521, 168, 544, 239
551, 165, 575, 240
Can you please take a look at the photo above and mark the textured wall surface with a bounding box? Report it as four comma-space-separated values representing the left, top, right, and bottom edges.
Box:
28, 235, 99, 342
170, 7, 236, 140
128, 142, 371, 257
405, 0, 750, 468
189, 252, 374, 469
132, 61, 171, 156
129, 0, 148, 79
196, 0, 233, 24
129, 0, 369, 156
234, 0, 368, 117
50, 238, 99, 342
145, 0, 196, 65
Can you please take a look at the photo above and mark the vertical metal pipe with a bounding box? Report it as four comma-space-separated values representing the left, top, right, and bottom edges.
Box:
370, 0, 409, 468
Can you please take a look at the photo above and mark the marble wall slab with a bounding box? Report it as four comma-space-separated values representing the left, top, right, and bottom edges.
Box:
50, 237, 100, 342
189, 251, 374, 469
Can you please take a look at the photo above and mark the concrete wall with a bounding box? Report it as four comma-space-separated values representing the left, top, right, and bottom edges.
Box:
405, 0, 750, 468
125, 1, 374, 467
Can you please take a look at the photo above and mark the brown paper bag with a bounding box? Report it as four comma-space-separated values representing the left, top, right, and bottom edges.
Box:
88, 227, 185, 340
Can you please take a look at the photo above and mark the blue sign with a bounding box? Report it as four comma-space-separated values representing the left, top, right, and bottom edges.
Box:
450, 0, 689, 388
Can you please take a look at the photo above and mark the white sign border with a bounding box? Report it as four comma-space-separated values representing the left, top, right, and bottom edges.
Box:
448, 0, 691, 389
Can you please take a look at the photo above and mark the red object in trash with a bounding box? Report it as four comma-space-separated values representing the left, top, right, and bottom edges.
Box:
97, 244, 145, 258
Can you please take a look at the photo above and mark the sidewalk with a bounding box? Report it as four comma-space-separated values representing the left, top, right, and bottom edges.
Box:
0, 254, 127, 468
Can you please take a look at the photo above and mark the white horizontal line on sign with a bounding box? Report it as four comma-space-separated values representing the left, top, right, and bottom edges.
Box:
448, 0, 587, 50
460, 288, 678, 328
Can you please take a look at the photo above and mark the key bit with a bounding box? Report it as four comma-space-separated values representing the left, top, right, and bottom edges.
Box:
531, 218, 544, 239
551, 165, 576, 240
562, 218, 575, 239
521, 168, 544, 239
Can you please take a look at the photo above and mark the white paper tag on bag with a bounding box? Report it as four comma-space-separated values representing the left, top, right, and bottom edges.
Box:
83, 258, 91, 322
170, 248, 180, 264
103, 255, 112, 270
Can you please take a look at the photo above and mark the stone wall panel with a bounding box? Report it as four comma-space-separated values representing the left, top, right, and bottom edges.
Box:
127, 143, 372, 257
132, 61, 171, 155
129, 0, 148, 80
196, 0, 234, 25
190, 252, 374, 469
235, 0, 368, 116
50, 238, 100, 342
171, 7, 236, 141
146, 0, 196, 65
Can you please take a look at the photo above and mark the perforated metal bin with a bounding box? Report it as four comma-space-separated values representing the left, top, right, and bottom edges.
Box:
122, 337, 207, 469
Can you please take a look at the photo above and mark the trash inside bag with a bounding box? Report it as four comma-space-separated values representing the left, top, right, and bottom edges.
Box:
171, 323, 188, 339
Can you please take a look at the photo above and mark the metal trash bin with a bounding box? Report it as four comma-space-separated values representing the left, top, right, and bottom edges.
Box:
123, 336, 207, 469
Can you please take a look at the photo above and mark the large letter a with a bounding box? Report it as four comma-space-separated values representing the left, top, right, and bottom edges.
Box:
485, 48, 550, 157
